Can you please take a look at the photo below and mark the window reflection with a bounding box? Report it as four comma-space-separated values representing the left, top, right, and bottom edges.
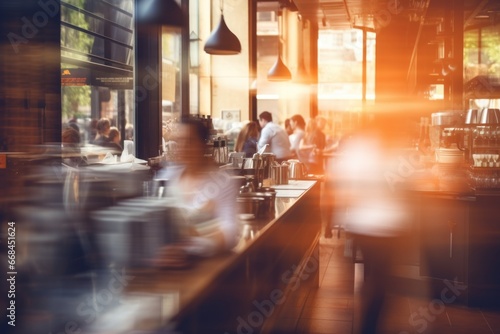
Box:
161, 26, 182, 143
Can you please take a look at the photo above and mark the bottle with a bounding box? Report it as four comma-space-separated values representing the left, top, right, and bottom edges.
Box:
417, 117, 431, 156
213, 138, 220, 163
422, 117, 431, 151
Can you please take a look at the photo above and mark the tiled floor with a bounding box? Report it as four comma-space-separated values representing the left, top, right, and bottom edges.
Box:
294, 233, 500, 334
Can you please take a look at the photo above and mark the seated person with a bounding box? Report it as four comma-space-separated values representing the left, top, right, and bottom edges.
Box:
298, 118, 326, 174
234, 121, 259, 158
93, 118, 111, 146
61, 126, 83, 167
154, 118, 241, 265
105, 126, 123, 152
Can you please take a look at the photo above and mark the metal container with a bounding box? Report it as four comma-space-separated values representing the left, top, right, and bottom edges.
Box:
238, 191, 275, 218
237, 196, 265, 219
465, 109, 479, 124
280, 162, 289, 184
271, 162, 289, 185
260, 152, 276, 180
431, 110, 464, 126
479, 108, 500, 124
288, 159, 306, 179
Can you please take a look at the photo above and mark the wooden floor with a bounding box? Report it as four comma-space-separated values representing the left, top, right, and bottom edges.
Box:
292, 233, 500, 334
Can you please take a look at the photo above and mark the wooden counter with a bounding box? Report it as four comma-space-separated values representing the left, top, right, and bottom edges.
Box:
353, 181, 500, 309
116, 180, 321, 333
415, 191, 500, 308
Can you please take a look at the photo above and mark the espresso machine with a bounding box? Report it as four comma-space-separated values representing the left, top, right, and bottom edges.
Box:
430, 110, 466, 165
464, 108, 500, 189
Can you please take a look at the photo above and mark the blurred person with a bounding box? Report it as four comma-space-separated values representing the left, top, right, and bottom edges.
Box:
284, 118, 293, 136
330, 112, 412, 334
125, 122, 134, 140
288, 114, 306, 153
154, 118, 241, 266
257, 111, 293, 162
314, 116, 327, 147
93, 117, 111, 146
62, 126, 83, 167
88, 118, 98, 144
3, 137, 102, 334
234, 121, 259, 157
68, 116, 80, 134
62, 125, 81, 147
106, 126, 123, 152
298, 118, 326, 174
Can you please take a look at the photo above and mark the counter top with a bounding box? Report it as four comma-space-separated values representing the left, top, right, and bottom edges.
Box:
90, 180, 319, 332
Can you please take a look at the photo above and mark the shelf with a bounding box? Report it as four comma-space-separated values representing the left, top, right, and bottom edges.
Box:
468, 166, 500, 171
473, 145, 500, 150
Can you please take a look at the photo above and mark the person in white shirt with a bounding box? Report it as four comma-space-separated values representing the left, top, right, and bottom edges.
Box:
288, 114, 306, 153
257, 111, 293, 161
330, 112, 413, 334
154, 118, 241, 266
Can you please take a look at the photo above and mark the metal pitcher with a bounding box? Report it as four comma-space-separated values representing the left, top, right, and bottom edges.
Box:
271, 161, 289, 185
288, 159, 307, 179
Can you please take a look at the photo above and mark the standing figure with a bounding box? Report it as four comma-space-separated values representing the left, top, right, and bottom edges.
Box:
93, 118, 111, 146
330, 112, 411, 334
284, 118, 293, 136
234, 121, 260, 158
154, 118, 241, 265
298, 118, 326, 174
106, 126, 123, 152
288, 114, 306, 154
257, 111, 293, 162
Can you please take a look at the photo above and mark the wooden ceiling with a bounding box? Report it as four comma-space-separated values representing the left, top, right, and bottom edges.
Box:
289, 0, 500, 31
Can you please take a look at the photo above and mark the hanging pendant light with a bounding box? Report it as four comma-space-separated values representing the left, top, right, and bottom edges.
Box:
136, 0, 184, 27
267, 8, 291, 81
268, 55, 292, 81
204, 0, 241, 55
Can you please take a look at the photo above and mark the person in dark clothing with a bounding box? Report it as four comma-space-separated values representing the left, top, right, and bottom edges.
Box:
298, 118, 326, 174
329, 112, 413, 334
93, 117, 111, 146
106, 126, 123, 152
234, 121, 259, 157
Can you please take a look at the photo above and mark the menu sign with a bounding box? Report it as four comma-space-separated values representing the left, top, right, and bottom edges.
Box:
61, 68, 133, 89
91, 71, 133, 90
61, 68, 89, 86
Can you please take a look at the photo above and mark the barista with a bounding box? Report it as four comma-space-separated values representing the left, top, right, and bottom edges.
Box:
154, 118, 240, 267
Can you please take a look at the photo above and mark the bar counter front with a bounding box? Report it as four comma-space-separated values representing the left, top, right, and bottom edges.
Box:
98, 179, 321, 334
0, 152, 322, 334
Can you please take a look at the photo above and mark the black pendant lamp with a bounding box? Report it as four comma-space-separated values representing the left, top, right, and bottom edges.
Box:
204, 0, 241, 55
267, 8, 291, 81
136, 0, 184, 27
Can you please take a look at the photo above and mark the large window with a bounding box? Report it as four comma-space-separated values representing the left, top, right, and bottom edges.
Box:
317, 29, 376, 136
60, 0, 135, 146
464, 23, 500, 109
318, 29, 375, 105
161, 26, 182, 142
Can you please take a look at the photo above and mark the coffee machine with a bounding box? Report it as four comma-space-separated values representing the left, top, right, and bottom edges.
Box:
430, 110, 466, 164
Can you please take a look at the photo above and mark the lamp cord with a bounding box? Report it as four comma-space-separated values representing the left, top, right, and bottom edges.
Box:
220, 0, 223, 14
277, 8, 283, 55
